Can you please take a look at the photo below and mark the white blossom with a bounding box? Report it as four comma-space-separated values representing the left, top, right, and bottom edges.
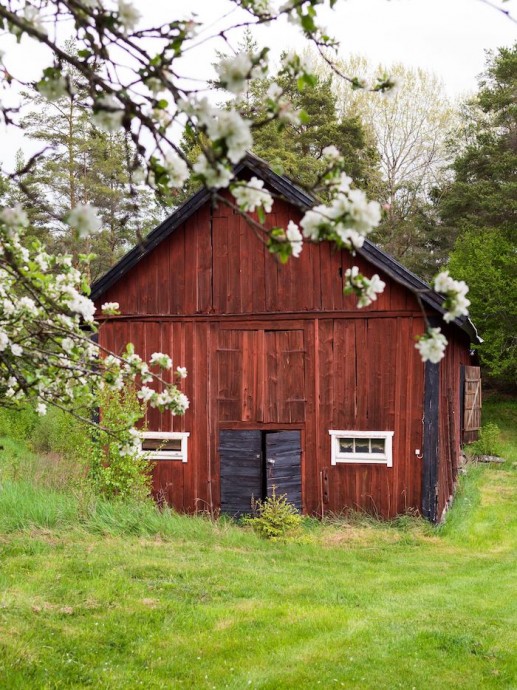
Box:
344, 267, 386, 308
36, 402, 47, 415
206, 110, 252, 164
93, 94, 124, 132
18, 296, 37, 314
150, 352, 172, 370
267, 82, 283, 100
117, 0, 141, 33
11, 343, 23, 356
176, 366, 187, 379
286, 221, 303, 258
61, 337, 75, 353
0, 205, 29, 228
67, 204, 102, 237
232, 177, 273, 213
177, 393, 189, 413
433, 270, 470, 322
0, 330, 8, 351
216, 53, 253, 95
163, 155, 189, 188
137, 385, 155, 402
415, 328, 448, 364
193, 156, 233, 189
101, 302, 120, 314
322, 145, 342, 160
66, 291, 96, 323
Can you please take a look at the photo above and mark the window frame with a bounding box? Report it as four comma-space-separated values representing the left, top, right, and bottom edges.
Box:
141, 431, 189, 463
329, 430, 394, 467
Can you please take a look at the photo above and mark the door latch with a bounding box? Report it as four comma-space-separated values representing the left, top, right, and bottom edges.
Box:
266, 458, 275, 466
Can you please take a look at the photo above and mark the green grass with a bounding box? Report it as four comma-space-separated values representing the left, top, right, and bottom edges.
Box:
0, 403, 516, 689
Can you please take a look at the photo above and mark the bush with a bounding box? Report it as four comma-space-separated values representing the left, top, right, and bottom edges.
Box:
0, 406, 38, 443
468, 422, 502, 457
245, 488, 302, 539
88, 386, 151, 502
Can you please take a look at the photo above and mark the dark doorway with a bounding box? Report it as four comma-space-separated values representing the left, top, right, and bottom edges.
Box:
219, 430, 302, 516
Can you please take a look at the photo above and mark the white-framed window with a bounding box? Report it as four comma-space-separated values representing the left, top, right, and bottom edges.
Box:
141, 431, 189, 463
329, 430, 394, 467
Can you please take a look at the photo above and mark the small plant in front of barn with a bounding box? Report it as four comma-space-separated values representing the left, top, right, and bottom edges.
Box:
245, 488, 302, 539
467, 422, 503, 459
88, 386, 151, 502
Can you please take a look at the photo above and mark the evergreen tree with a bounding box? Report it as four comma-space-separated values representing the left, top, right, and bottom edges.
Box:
441, 45, 517, 387
17, 42, 163, 279
248, 71, 379, 191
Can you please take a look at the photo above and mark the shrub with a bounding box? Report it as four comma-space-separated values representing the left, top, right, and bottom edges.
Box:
468, 422, 502, 457
245, 488, 302, 539
0, 406, 38, 443
87, 386, 151, 502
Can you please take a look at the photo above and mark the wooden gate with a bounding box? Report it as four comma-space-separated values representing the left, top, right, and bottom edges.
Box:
463, 366, 481, 444
219, 430, 301, 516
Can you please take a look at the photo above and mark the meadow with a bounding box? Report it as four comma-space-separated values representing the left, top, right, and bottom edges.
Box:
0, 399, 515, 689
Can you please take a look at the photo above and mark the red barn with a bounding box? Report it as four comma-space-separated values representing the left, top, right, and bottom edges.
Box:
91, 154, 481, 522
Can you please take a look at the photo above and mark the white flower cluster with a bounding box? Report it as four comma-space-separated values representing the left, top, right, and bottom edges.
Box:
231, 177, 273, 214
0, 212, 188, 449
415, 328, 448, 364
300, 173, 381, 251
117, 0, 141, 34
344, 267, 386, 308
101, 302, 120, 314
286, 221, 303, 258
93, 94, 125, 132
433, 271, 471, 323
119, 427, 144, 457
216, 51, 267, 96
67, 203, 102, 237
181, 99, 253, 189
265, 82, 301, 125
163, 155, 189, 189
206, 111, 253, 164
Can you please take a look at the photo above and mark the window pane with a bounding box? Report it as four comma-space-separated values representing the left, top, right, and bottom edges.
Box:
142, 438, 182, 452
339, 438, 354, 453
355, 439, 370, 454
371, 438, 385, 454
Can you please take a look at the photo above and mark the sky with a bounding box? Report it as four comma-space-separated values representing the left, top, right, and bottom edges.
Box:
0, 0, 516, 169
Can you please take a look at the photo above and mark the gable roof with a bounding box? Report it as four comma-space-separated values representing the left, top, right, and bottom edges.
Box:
91, 152, 480, 343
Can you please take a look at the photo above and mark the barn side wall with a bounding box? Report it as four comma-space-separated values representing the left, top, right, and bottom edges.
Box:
435, 329, 473, 520
95, 196, 465, 519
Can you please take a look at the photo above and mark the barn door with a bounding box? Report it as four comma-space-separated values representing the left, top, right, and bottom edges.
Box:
463, 366, 482, 444
219, 430, 302, 515
265, 431, 302, 511
219, 430, 262, 516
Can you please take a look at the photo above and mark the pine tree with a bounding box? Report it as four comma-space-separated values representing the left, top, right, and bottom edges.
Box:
17, 41, 163, 279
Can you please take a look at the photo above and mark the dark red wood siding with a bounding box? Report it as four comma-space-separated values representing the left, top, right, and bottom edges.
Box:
97, 195, 468, 519
435, 328, 473, 520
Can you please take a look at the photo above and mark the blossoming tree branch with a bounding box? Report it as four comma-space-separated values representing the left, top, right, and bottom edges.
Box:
0, 0, 471, 448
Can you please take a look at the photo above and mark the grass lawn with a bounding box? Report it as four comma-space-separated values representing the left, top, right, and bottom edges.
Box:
0, 402, 515, 689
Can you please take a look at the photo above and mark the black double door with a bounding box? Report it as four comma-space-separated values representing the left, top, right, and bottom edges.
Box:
219, 429, 302, 516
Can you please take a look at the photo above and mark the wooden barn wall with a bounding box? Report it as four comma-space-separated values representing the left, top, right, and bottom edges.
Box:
435, 330, 473, 520
96, 196, 448, 518
99, 196, 421, 317
98, 313, 427, 518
